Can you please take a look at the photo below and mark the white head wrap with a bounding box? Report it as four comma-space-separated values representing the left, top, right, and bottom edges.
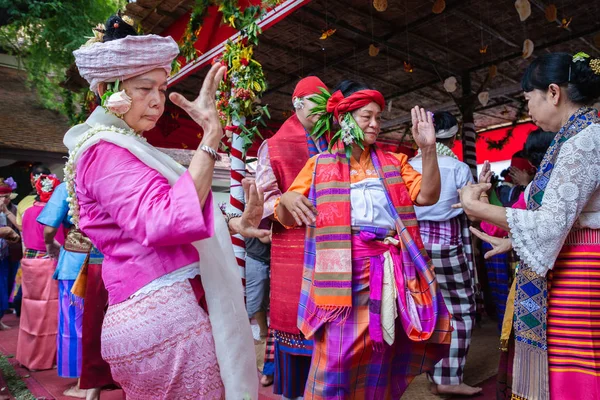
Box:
435, 124, 459, 139
73, 34, 179, 93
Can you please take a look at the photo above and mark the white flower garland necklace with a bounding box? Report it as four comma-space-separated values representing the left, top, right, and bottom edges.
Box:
416, 142, 458, 159
64, 123, 146, 228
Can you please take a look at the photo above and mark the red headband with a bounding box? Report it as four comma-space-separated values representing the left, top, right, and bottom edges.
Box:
0, 185, 12, 195
35, 175, 60, 203
326, 89, 385, 120
293, 76, 328, 99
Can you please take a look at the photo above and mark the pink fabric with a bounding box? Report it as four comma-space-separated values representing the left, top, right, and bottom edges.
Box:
255, 141, 280, 219
76, 141, 214, 305
73, 34, 179, 93
101, 280, 224, 399
480, 192, 526, 237
22, 203, 65, 251
16, 257, 59, 370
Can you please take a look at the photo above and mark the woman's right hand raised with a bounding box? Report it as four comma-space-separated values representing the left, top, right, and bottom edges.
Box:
279, 191, 317, 227
169, 63, 227, 141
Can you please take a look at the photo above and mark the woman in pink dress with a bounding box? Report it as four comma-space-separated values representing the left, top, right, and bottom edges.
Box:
64, 15, 264, 400
16, 175, 64, 370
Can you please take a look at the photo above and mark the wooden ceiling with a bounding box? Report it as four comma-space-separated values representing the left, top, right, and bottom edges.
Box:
127, 0, 600, 139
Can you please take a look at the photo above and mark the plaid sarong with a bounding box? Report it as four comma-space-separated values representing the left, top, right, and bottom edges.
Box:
420, 215, 476, 385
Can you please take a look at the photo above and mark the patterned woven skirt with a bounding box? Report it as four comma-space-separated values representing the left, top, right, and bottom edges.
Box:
57, 279, 83, 378
546, 235, 600, 400
101, 279, 224, 400
484, 243, 511, 332
419, 216, 476, 386
304, 244, 447, 399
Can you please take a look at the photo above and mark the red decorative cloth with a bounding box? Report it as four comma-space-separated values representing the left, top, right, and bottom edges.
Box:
34, 175, 61, 203
326, 89, 385, 120
292, 76, 328, 98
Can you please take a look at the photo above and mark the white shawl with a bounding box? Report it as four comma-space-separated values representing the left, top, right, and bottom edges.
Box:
64, 108, 258, 400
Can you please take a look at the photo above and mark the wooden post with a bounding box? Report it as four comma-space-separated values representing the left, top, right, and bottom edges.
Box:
460, 72, 478, 180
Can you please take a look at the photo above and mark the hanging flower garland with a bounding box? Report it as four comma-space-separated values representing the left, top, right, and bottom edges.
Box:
64, 124, 145, 228
175, 0, 282, 153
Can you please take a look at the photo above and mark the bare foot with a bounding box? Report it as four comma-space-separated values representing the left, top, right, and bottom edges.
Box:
63, 385, 88, 398
260, 374, 273, 387
0, 321, 10, 331
85, 388, 101, 400
430, 383, 483, 396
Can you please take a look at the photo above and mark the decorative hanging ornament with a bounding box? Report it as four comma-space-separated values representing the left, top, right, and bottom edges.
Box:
558, 17, 572, 29
432, 0, 446, 14
443, 76, 458, 93
515, 0, 532, 22
373, 0, 388, 12
479, 45, 489, 54
489, 65, 498, 79
478, 91, 490, 107
320, 28, 336, 40
403, 61, 414, 73
369, 44, 380, 57
522, 39, 534, 58
545, 4, 557, 22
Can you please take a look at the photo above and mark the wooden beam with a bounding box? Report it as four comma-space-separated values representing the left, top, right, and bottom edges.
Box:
528, 0, 600, 55
260, 39, 415, 110
300, 6, 460, 76
381, 84, 522, 128
263, 0, 469, 95
452, 9, 519, 48
381, 25, 600, 105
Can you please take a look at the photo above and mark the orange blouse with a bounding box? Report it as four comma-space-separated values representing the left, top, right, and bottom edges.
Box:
274, 147, 423, 227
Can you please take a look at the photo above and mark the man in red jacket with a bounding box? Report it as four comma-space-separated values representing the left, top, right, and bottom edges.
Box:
231, 76, 329, 398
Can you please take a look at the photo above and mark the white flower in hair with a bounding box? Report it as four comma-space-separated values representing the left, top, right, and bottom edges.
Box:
105, 90, 132, 116
293, 97, 305, 110
41, 177, 55, 192
340, 118, 354, 145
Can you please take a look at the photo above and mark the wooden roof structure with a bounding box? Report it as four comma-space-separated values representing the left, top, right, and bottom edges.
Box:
127, 0, 600, 146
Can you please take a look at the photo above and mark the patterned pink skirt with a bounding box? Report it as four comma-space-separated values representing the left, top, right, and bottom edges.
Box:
101, 279, 224, 400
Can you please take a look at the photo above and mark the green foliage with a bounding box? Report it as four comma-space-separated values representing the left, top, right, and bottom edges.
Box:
0, 0, 125, 124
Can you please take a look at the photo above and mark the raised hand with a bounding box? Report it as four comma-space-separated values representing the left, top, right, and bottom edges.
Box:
410, 106, 436, 149
508, 167, 533, 187
479, 160, 492, 184
236, 178, 270, 239
169, 63, 227, 139
469, 226, 513, 259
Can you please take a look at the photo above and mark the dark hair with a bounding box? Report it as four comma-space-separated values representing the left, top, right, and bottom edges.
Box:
30, 164, 51, 176
102, 14, 138, 43
523, 128, 556, 169
521, 52, 600, 105
433, 111, 458, 132
333, 80, 373, 97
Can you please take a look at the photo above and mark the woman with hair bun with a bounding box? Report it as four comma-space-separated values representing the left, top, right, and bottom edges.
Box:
459, 52, 600, 399
66, 13, 262, 400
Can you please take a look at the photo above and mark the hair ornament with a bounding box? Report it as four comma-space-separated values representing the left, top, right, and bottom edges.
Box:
590, 59, 600, 76
573, 52, 590, 63
293, 97, 305, 110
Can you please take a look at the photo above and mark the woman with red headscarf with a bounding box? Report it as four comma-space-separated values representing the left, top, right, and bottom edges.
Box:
276, 81, 452, 398
16, 174, 65, 370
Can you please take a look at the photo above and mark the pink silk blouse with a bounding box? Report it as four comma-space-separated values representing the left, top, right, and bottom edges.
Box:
76, 141, 214, 305
22, 203, 66, 251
